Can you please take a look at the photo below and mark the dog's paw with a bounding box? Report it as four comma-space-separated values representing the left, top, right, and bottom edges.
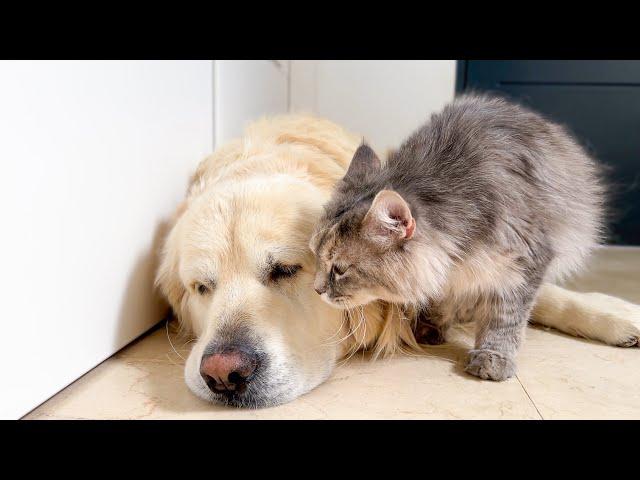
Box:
616, 335, 639, 348
465, 349, 516, 381
575, 292, 640, 348
414, 321, 446, 345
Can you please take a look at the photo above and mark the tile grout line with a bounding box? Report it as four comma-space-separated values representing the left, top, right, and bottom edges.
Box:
516, 375, 544, 420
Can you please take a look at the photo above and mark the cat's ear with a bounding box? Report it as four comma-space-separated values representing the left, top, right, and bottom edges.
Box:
344, 143, 381, 181
363, 190, 416, 244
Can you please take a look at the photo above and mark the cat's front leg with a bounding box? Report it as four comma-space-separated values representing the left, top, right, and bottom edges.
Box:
465, 287, 537, 381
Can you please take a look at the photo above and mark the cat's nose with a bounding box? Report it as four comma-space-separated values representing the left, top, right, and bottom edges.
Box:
314, 281, 327, 295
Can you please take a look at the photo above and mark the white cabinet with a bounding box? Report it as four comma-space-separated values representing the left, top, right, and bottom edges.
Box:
0, 61, 214, 419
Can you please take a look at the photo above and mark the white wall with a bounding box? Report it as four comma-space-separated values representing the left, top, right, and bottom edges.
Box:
290, 60, 456, 153
0, 60, 213, 419
214, 60, 289, 145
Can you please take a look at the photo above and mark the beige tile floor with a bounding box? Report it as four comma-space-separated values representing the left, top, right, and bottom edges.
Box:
25, 246, 640, 420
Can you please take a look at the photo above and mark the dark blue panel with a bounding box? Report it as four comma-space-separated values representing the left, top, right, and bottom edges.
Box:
467, 60, 640, 85
459, 60, 640, 245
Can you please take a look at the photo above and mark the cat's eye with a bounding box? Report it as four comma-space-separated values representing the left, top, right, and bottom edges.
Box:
332, 264, 349, 276
269, 263, 302, 282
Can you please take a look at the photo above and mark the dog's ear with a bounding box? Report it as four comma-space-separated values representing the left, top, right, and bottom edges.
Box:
156, 246, 185, 312
363, 190, 416, 245
344, 143, 381, 182
155, 215, 187, 316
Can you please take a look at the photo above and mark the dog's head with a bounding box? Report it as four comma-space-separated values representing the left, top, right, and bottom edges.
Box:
156, 115, 419, 407
157, 172, 349, 407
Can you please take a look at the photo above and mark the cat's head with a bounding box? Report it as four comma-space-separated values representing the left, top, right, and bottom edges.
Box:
309, 144, 417, 309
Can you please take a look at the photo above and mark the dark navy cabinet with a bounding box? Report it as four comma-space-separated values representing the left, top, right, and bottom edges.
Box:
457, 60, 640, 245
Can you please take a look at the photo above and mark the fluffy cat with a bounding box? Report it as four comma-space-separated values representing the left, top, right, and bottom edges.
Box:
309, 94, 606, 381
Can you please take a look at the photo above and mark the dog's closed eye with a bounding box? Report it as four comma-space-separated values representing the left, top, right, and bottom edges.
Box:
194, 282, 213, 295
269, 263, 302, 282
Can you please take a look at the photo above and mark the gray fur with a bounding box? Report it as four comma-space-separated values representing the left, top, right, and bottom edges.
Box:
310, 94, 606, 381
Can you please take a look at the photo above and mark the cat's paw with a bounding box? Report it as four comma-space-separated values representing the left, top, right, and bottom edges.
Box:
414, 321, 446, 345
465, 349, 516, 381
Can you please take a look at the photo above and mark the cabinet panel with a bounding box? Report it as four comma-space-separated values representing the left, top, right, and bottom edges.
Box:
460, 60, 640, 245
466, 60, 640, 85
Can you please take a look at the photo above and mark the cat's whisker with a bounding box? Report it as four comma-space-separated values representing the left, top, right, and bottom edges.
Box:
336, 300, 365, 368
320, 308, 348, 346
346, 302, 369, 361
321, 311, 357, 347
358, 305, 368, 352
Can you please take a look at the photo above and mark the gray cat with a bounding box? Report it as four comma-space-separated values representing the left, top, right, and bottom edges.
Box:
309, 93, 606, 381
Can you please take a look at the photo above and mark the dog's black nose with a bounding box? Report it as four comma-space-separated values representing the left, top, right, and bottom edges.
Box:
200, 348, 258, 394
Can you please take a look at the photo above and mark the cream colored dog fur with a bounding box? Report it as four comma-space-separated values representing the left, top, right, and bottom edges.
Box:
156, 115, 640, 407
